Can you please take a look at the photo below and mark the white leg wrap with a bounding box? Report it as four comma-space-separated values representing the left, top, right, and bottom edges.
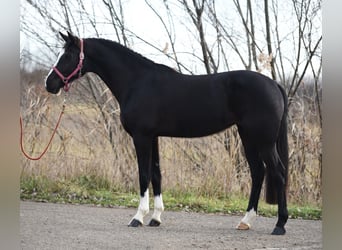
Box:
237, 209, 257, 229
131, 189, 149, 224
151, 195, 164, 222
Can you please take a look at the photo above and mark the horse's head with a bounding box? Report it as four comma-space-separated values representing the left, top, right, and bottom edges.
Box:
45, 32, 84, 94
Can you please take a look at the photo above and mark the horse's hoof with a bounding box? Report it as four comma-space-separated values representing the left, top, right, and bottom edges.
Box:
271, 226, 286, 235
148, 219, 161, 227
128, 219, 143, 227
236, 222, 250, 230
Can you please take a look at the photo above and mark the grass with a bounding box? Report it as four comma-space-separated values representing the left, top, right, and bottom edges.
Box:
20, 175, 321, 220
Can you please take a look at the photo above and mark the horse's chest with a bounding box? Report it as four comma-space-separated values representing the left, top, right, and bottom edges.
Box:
120, 106, 158, 136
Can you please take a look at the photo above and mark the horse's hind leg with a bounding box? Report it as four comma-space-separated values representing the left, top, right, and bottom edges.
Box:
260, 145, 288, 235
237, 130, 265, 230
149, 137, 164, 226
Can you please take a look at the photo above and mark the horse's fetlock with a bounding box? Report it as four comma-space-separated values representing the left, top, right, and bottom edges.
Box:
140, 207, 149, 216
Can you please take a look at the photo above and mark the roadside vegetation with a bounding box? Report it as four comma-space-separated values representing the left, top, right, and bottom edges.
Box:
20, 174, 321, 220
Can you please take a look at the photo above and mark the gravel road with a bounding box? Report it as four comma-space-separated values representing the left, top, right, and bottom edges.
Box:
20, 201, 321, 250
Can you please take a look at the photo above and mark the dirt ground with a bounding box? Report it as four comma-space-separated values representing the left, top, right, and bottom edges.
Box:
20, 201, 322, 250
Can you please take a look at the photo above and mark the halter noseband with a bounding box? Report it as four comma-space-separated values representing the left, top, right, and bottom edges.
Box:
52, 39, 84, 92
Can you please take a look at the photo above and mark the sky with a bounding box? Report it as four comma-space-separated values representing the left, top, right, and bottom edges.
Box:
20, 0, 322, 78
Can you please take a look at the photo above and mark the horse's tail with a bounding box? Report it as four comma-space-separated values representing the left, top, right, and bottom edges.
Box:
265, 84, 289, 204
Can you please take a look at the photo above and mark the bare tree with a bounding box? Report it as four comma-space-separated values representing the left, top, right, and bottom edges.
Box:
264, 0, 276, 79
181, 0, 212, 74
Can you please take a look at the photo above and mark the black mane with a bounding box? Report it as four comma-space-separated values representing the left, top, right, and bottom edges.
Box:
88, 38, 175, 72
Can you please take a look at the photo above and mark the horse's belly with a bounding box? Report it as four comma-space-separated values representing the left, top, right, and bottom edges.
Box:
158, 111, 235, 138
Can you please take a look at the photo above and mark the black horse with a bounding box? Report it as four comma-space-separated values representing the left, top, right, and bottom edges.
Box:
45, 32, 289, 235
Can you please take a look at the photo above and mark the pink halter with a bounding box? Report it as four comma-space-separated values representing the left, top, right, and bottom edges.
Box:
52, 39, 84, 92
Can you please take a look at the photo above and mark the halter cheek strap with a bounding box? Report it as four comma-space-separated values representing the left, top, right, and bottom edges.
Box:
52, 39, 84, 92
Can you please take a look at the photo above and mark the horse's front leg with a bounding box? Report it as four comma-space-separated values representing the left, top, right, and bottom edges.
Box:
148, 137, 164, 226
128, 135, 153, 227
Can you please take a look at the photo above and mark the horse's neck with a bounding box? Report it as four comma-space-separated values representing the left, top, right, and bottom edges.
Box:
85, 41, 143, 104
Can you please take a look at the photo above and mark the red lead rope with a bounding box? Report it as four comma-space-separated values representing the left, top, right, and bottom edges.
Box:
20, 104, 65, 160
21, 39, 83, 160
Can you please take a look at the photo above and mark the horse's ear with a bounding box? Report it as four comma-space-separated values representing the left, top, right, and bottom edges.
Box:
59, 31, 79, 45
59, 32, 69, 42
67, 31, 80, 45
67, 31, 75, 40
